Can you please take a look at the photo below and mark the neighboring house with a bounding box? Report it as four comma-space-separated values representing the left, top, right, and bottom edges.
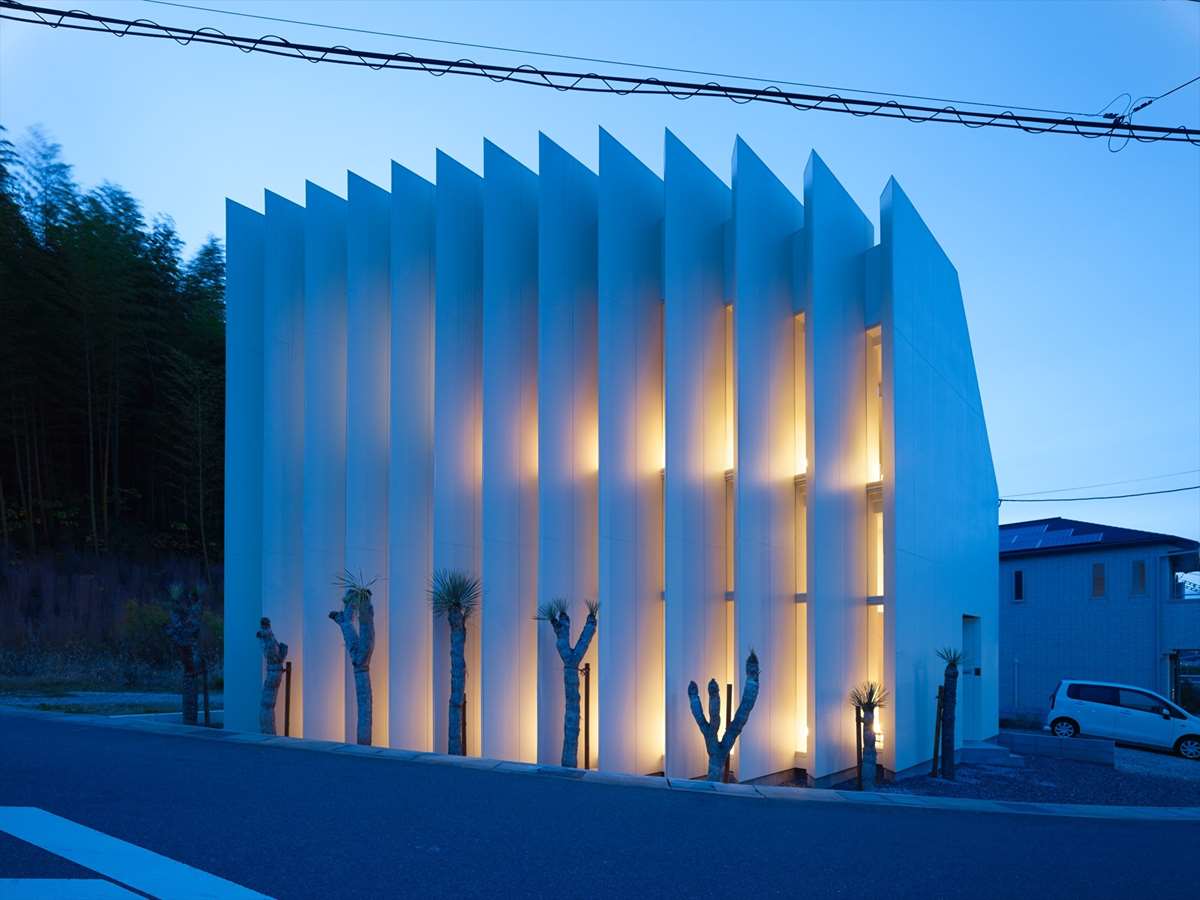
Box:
223, 130, 997, 786
999, 517, 1200, 719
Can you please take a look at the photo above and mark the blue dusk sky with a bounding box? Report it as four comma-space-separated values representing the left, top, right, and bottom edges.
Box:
2, 0, 1198, 540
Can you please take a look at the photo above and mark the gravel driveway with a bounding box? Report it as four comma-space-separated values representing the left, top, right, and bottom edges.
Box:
868, 751, 1200, 807
1116, 745, 1200, 781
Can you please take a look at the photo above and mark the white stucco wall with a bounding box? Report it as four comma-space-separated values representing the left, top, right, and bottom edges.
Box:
881, 178, 999, 774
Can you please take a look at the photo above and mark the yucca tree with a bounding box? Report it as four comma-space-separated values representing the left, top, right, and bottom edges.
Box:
535, 597, 598, 768
688, 650, 761, 781
430, 569, 480, 756
166, 582, 202, 725
330, 571, 376, 745
849, 681, 890, 789
255, 617, 289, 735
937, 647, 963, 778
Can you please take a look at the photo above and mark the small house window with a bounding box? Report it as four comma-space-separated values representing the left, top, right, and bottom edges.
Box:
1013, 570, 1024, 601
1091, 563, 1106, 598
1132, 560, 1147, 596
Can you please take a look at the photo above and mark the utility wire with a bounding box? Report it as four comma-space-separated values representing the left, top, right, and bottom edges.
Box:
1131, 74, 1200, 115
1000, 485, 1200, 503
3, 2, 1197, 147
1004, 468, 1200, 498
140, 0, 1101, 118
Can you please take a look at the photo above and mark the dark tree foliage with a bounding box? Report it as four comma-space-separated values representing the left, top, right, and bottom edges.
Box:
0, 125, 226, 566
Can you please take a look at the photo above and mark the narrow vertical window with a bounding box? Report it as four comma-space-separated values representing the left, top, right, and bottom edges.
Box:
865, 328, 882, 483
1014, 569, 1024, 602
1132, 560, 1146, 596
1091, 563, 1106, 598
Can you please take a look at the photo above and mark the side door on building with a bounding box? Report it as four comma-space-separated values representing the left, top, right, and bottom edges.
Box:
1064, 683, 1120, 737
1111, 688, 1178, 749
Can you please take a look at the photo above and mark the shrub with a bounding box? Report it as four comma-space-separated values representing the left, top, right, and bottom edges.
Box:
119, 599, 172, 666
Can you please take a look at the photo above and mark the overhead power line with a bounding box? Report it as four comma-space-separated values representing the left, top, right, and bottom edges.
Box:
3, 1, 1198, 148
140, 0, 1103, 118
1000, 485, 1200, 504
1004, 468, 1200, 498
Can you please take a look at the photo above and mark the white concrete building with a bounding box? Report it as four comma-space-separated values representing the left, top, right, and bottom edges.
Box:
224, 131, 998, 784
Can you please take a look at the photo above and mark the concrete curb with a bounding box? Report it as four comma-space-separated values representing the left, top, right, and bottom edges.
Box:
5, 706, 1199, 822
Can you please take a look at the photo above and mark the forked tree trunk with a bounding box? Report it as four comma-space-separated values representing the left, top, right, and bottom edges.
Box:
940, 661, 959, 779
330, 593, 375, 745
448, 608, 466, 755
689, 651, 760, 781
547, 608, 597, 768
256, 617, 289, 735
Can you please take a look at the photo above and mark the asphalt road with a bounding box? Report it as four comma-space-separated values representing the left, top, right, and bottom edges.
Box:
0, 713, 1195, 898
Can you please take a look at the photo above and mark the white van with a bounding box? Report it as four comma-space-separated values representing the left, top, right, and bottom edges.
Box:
1047, 679, 1200, 759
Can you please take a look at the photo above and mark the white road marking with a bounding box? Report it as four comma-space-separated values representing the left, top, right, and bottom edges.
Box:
0, 879, 142, 898
0, 808, 272, 899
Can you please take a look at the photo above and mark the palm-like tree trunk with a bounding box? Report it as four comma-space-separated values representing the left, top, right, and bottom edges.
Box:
940, 659, 959, 778
861, 707, 878, 787
448, 608, 466, 755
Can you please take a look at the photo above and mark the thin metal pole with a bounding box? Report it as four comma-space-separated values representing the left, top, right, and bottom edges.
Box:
583, 663, 591, 770
855, 708, 863, 790
201, 658, 210, 727
931, 686, 944, 777
284, 660, 292, 737
723, 683, 733, 783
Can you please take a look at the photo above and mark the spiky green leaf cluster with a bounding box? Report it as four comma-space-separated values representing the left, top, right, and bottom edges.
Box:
534, 597, 570, 622
849, 681, 890, 710
936, 646, 964, 666
335, 569, 376, 610
429, 569, 481, 620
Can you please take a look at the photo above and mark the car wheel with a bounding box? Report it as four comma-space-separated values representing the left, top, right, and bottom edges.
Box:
1177, 736, 1200, 760
1050, 718, 1079, 738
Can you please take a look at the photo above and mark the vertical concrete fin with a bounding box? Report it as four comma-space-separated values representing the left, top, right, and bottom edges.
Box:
224, 199, 266, 735
802, 150, 874, 780
388, 161, 435, 752
432, 151, 484, 754
301, 181, 349, 741
597, 128, 665, 774
536, 133, 599, 766
732, 137, 802, 782
261, 190, 305, 736
663, 129, 731, 778
346, 171, 391, 745
481, 140, 540, 763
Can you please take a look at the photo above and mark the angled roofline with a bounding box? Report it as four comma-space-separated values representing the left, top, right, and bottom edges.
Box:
999, 516, 1199, 559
